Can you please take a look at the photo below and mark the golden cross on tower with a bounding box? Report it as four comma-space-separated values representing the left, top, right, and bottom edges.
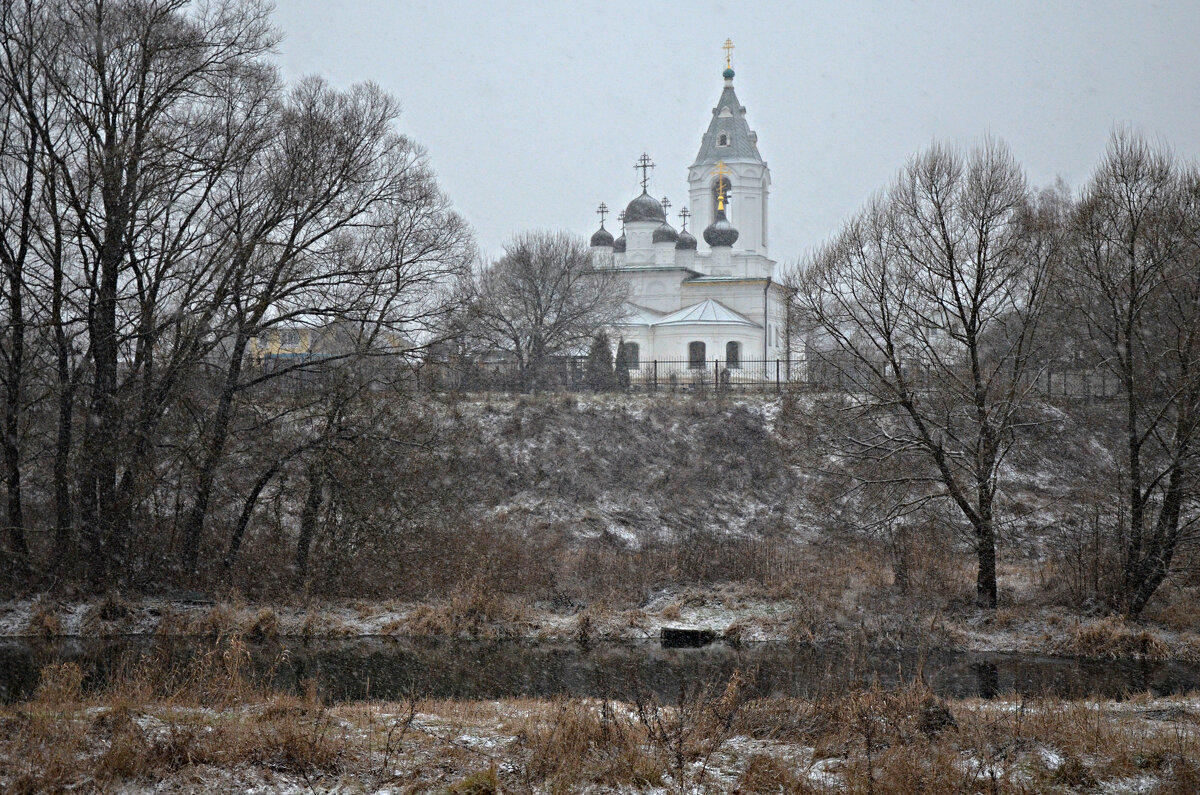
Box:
723, 38, 734, 69
711, 160, 732, 211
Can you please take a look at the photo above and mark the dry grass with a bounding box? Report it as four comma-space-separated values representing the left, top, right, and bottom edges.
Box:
243, 607, 280, 640
515, 699, 663, 791
28, 600, 61, 637
3, 642, 1200, 793
1055, 615, 1174, 660
403, 580, 532, 638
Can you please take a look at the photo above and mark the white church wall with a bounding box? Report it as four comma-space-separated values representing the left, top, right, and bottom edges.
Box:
624, 221, 657, 264
620, 269, 690, 314
681, 281, 769, 322
651, 326, 763, 365
686, 160, 769, 257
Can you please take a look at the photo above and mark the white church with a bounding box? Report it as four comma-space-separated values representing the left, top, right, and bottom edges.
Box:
587, 43, 790, 375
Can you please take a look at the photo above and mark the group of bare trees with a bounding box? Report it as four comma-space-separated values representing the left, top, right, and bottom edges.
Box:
797, 132, 1200, 616
0, 0, 472, 590
464, 231, 627, 390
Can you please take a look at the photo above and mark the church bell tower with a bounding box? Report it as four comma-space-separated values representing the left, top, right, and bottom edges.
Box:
687, 40, 770, 257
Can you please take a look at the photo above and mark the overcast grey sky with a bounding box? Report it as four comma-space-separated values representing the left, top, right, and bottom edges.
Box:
272, 0, 1200, 262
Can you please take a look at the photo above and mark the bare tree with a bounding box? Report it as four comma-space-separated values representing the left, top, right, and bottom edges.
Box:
0, 0, 41, 575
0, 0, 471, 590
1064, 130, 1200, 617
7, 0, 278, 583
469, 231, 626, 389
798, 139, 1059, 608
175, 76, 472, 578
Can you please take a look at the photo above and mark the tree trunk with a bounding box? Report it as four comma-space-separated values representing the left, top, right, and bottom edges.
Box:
181, 332, 248, 577
79, 187, 128, 585
223, 461, 283, 573
3, 272, 27, 575
52, 376, 74, 564
294, 472, 324, 581
975, 516, 998, 608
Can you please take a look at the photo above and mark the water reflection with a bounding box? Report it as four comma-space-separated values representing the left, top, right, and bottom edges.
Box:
2, 636, 1197, 704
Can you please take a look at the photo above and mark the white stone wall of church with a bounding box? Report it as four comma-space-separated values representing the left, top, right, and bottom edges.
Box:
680, 281, 770, 322
622, 269, 688, 314
647, 327, 764, 366
687, 160, 769, 257
624, 221, 658, 265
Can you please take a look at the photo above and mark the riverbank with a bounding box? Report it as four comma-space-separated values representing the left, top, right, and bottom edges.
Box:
4, 648, 1199, 794
4, 586, 1200, 663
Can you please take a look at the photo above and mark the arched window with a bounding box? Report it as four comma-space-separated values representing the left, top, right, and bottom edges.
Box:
726, 341, 740, 369
625, 342, 639, 369
711, 177, 732, 222
688, 341, 706, 369
717, 133, 730, 147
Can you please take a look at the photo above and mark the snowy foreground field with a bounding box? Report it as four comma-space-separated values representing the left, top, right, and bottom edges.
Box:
3, 647, 1200, 794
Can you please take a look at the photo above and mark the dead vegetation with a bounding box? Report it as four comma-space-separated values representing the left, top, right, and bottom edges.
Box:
4, 638, 1200, 793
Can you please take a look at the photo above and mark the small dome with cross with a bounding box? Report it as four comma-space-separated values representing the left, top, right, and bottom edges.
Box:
590, 226, 614, 247
653, 221, 678, 244
624, 191, 666, 224
703, 206, 739, 248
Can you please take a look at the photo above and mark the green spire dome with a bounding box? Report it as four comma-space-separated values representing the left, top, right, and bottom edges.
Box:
723, 67, 735, 80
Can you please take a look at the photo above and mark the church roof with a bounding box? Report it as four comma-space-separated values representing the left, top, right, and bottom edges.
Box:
615, 302, 666, 327
703, 206, 739, 247
692, 78, 763, 166
590, 224, 614, 247
623, 191, 667, 224
653, 299, 760, 328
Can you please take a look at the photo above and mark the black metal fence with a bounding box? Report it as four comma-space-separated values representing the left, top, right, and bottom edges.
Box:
422, 357, 808, 394
248, 351, 1125, 403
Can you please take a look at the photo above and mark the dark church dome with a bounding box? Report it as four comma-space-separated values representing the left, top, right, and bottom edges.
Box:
652, 222, 678, 244
703, 208, 739, 248
623, 191, 666, 224
590, 225, 614, 247
675, 229, 698, 250
613, 233, 626, 253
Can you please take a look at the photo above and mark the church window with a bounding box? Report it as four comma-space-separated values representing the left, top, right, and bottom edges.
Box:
624, 342, 639, 369
717, 133, 730, 147
711, 177, 732, 222
279, 329, 301, 348
688, 341, 706, 369
726, 341, 741, 368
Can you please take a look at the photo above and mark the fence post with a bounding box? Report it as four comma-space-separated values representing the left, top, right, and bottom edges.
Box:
653, 360, 658, 392
714, 359, 719, 394
776, 359, 781, 393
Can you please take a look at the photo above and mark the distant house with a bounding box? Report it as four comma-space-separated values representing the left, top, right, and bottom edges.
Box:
247, 322, 416, 390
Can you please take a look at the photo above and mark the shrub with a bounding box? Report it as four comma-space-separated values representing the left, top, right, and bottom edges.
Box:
28, 601, 61, 637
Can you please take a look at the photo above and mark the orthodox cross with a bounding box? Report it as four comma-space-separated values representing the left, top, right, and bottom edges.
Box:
635, 153, 654, 190
679, 206, 691, 232
723, 38, 734, 69
596, 202, 608, 227
711, 160, 732, 208
617, 209, 625, 230
661, 196, 671, 215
